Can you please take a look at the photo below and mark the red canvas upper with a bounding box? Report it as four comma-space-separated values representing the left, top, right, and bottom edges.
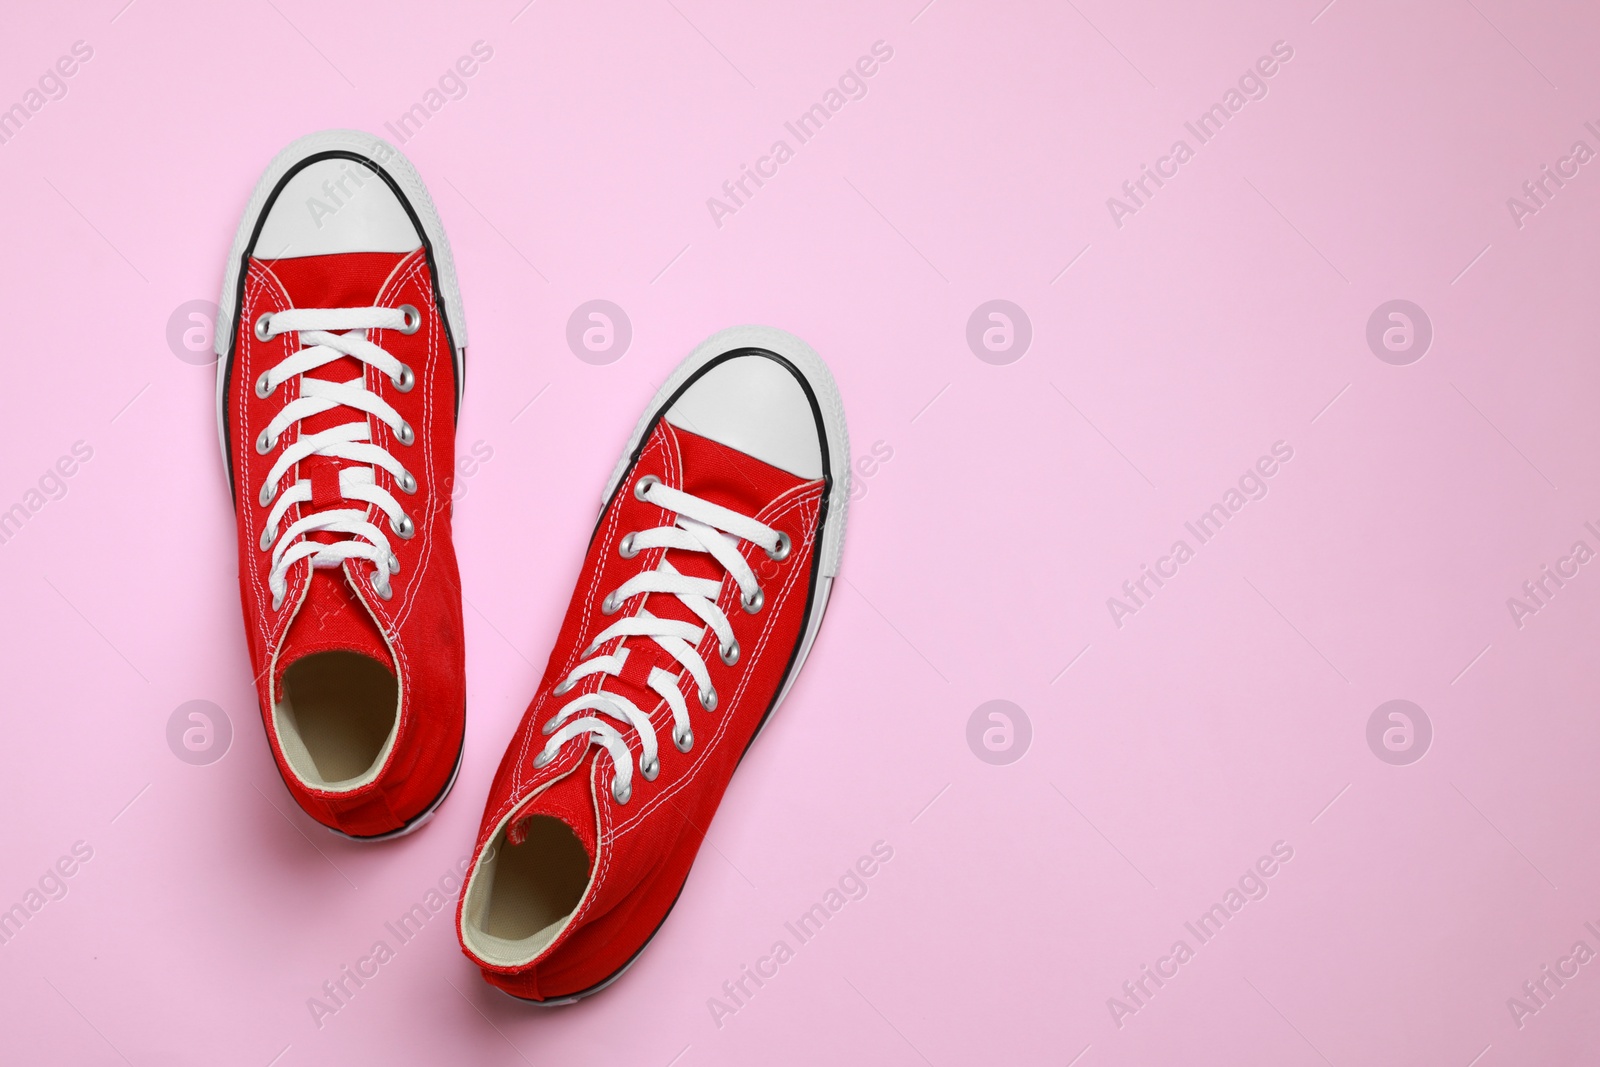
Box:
225, 248, 464, 837
458, 419, 826, 998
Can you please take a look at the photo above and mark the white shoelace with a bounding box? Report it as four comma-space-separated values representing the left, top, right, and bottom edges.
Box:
532, 476, 791, 804
252, 306, 422, 610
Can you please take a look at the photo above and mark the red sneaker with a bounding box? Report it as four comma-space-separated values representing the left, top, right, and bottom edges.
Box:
215, 131, 468, 840
456, 327, 849, 1001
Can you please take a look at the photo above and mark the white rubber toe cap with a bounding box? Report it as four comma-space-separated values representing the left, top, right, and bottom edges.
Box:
254, 158, 422, 260
664, 354, 823, 479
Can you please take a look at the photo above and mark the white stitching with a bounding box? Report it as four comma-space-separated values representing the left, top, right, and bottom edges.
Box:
608, 482, 821, 838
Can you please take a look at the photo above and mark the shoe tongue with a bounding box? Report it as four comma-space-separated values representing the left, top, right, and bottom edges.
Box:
508, 759, 598, 859
671, 424, 811, 515
262, 250, 409, 309
277, 565, 394, 684
260, 251, 411, 662
261, 250, 408, 451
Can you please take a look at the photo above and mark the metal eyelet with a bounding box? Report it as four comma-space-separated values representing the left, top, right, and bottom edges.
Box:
392, 364, 415, 393
673, 725, 694, 753
254, 313, 274, 341
398, 304, 421, 334
741, 588, 764, 614
255, 430, 276, 455
601, 591, 623, 615
393, 513, 415, 539
634, 475, 661, 501
397, 422, 414, 446
259, 526, 275, 551
612, 780, 632, 805
699, 687, 718, 712
619, 533, 639, 559
373, 575, 394, 600
767, 532, 791, 561
641, 756, 660, 781
259, 481, 277, 507
387, 553, 401, 575
255, 372, 274, 398
553, 678, 575, 696
532, 749, 553, 769
541, 717, 559, 735
398, 471, 417, 494
720, 640, 740, 666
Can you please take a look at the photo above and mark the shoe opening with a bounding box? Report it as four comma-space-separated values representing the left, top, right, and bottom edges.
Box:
462, 816, 591, 967
272, 650, 399, 790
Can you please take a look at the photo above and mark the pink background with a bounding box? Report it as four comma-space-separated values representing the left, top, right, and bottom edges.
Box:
1, 0, 1598, 1063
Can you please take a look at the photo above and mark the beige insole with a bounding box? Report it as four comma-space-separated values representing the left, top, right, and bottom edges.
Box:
276, 651, 398, 787
483, 816, 590, 943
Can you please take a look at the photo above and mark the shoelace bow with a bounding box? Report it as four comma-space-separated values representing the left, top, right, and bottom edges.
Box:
532, 476, 791, 803
252, 305, 422, 610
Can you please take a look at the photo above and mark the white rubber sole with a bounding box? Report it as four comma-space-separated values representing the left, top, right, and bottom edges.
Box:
494, 957, 634, 1008
213, 128, 468, 477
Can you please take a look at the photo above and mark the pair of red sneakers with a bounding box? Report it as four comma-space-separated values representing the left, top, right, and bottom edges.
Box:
215, 131, 849, 1001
